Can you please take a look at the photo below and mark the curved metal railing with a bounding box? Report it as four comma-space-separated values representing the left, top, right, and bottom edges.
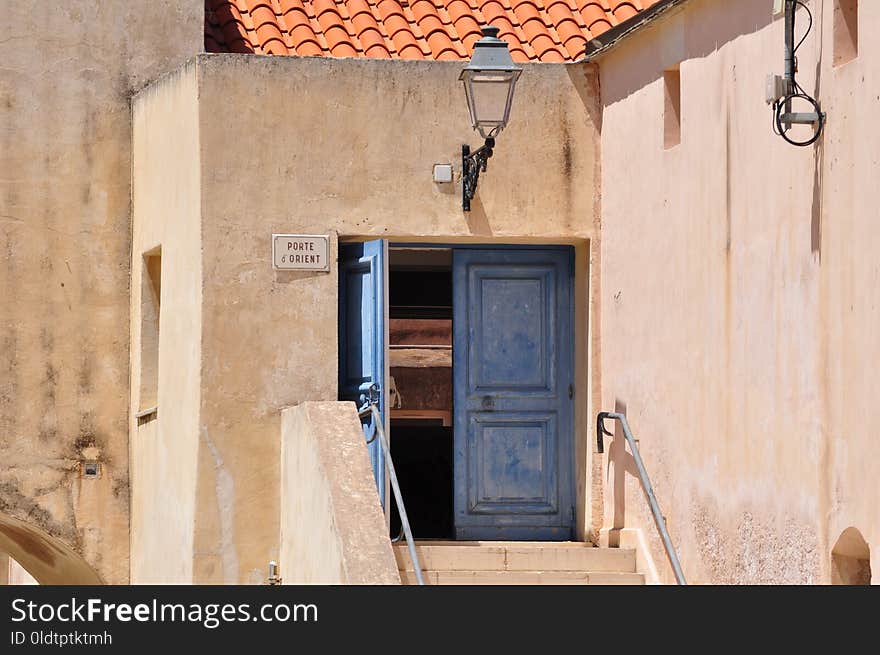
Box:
597, 412, 687, 585
359, 401, 425, 586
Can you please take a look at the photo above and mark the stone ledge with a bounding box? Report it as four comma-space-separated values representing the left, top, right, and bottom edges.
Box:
279, 401, 400, 584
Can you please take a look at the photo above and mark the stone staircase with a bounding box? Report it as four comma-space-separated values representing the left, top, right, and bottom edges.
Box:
394, 541, 644, 585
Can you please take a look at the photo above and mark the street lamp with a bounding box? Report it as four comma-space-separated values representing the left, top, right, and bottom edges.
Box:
460, 26, 522, 211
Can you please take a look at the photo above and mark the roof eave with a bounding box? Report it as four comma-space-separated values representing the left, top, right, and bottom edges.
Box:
580, 0, 692, 62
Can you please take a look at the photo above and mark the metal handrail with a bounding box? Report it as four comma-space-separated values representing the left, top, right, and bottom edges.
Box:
597, 412, 687, 585
359, 403, 425, 586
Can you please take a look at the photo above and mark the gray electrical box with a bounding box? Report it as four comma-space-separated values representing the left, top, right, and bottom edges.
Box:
765, 74, 788, 105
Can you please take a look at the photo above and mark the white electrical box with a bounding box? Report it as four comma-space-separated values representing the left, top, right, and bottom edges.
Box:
772, 0, 784, 16
433, 164, 453, 183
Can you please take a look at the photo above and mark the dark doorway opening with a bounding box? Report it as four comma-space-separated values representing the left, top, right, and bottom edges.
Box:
388, 247, 454, 540
389, 423, 454, 540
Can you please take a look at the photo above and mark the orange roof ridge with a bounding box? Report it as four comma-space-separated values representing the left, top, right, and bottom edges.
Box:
205, 0, 660, 62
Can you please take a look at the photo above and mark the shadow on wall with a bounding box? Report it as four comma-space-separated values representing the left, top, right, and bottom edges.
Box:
601, 0, 777, 106
831, 527, 871, 585
567, 63, 603, 132
607, 399, 641, 545
0, 512, 103, 585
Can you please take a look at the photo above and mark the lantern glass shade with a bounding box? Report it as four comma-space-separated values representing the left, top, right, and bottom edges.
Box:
459, 26, 522, 139
461, 70, 520, 139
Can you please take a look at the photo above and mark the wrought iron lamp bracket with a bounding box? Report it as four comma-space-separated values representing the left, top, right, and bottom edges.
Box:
462, 137, 495, 212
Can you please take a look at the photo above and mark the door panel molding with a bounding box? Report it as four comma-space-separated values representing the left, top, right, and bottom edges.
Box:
468, 412, 559, 516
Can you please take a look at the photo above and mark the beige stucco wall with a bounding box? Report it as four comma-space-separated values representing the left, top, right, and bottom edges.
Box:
195, 54, 598, 583
0, 1, 202, 583
130, 63, 203, 583
280, 402, 400, 584
129, 53, 599, 583
597, 0, 878, 583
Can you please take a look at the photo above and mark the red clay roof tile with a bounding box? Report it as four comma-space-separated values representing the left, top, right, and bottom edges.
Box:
578, 1, 614, 34
205, 0, 659, 62
359, 27, 392, 57
611, 1, 640, 22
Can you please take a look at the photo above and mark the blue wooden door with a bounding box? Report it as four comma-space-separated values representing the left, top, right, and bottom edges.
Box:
453, 248, 575, 540
339, 240, 388, 506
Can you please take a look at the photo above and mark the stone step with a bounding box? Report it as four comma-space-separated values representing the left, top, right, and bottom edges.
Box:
399, 570, 645, 585
393, 542, 637, 573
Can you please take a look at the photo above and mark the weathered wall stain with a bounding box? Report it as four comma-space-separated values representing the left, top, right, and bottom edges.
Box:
0, 1, 202, 583
692, 499, 819, 584
0, 480, 77, 551
201, 429, 239, 585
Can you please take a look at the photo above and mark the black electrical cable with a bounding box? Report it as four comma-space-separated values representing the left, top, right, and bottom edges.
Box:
775, 93, 825, 147
791, 0, 812, 97
792, 0, 812, 57
775, 0, 825, 147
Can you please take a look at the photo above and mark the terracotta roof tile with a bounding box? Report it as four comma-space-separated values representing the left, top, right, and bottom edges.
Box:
578, 1, 614, 35
278, 3, 325, 54
611, 1, 641, 22
205, 0, 659, 62
359, 27, 392, 57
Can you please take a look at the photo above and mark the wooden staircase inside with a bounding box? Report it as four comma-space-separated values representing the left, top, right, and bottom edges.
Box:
395, 542, 644, 585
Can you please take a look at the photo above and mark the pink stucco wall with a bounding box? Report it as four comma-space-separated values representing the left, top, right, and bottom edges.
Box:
597, 0, 878, 583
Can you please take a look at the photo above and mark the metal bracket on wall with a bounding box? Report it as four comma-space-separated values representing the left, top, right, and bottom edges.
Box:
461, 138, 495, 212
778, 111, 823, 125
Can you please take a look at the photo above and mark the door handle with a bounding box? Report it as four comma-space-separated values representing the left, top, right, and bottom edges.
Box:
481, 395, 495, 410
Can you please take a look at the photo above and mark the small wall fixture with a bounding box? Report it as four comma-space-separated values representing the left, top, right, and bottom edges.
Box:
82, 461, 100, 479
267, 560, 282, 585
460, 26, 522, 211
433, 164, 453, 184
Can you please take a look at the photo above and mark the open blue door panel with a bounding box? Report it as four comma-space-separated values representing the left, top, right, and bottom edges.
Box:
338, 239, 388, 506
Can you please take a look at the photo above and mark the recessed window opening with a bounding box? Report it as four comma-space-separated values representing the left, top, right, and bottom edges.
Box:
139, 248, 161, 414
831, 527, 871, 585
664, 67, 682, 149
833, 0, 858, 67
